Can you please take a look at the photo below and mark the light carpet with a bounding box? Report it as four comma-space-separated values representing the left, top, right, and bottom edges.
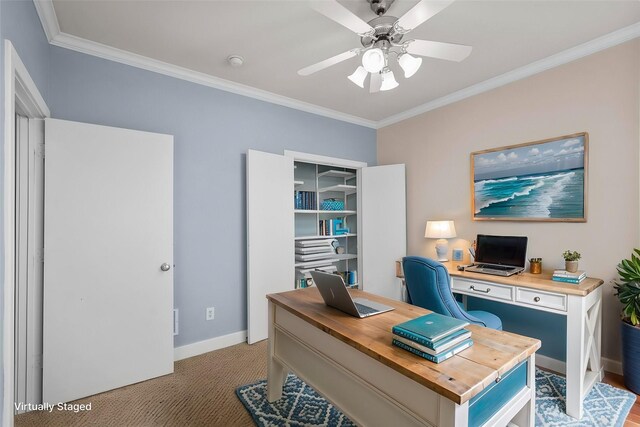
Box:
237, 369, 636, 427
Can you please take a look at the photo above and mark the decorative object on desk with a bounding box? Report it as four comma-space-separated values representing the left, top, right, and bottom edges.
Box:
452, 248, 464, 262
321, 198, 344, 211
237, 369, 636, 427
424, 220, 456, 261
336, 246, 345, 254
529, 258, 542, 274
614, 248, 640, 394
562, 250, 581, 273
471, 132, 587, 222
552, 269, 585, 284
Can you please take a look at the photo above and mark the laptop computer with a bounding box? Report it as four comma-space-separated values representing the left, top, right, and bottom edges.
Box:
464, 234, 528, 277
309, 271, 394, 318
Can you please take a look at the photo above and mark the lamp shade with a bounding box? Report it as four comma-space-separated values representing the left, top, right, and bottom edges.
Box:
424, 220, 456, 239
362, 48, 385, 73
398, 53, 422, 78
347, 66, 368, 88
380, 69, 399, 91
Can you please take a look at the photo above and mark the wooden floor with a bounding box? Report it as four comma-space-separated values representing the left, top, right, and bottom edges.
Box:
602, 372, 640, 426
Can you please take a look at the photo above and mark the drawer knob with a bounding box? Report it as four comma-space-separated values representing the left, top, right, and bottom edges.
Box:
534, 296, 541, 302
470, 285, 491, 294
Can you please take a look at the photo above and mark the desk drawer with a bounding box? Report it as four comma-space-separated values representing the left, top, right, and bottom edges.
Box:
452, 278, 513, 302
516, 287, 567, 312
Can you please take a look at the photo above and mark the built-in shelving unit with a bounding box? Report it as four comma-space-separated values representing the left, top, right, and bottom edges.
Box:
294, 163, 359, 290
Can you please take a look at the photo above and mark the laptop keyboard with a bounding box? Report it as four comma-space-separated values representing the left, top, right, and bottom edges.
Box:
354, 302, 379, 315
474, 264, 515, 271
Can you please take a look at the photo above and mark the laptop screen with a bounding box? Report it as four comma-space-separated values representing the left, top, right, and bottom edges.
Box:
475, 235, 528, 268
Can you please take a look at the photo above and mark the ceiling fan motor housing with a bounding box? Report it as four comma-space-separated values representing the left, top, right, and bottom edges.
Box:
368, 0, 395, 16
360, 15, 403, 48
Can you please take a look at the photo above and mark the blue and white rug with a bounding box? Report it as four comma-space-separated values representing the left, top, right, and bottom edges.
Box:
237, 369, 636, 426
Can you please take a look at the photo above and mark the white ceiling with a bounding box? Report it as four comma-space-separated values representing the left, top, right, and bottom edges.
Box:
50, 0, 640, 124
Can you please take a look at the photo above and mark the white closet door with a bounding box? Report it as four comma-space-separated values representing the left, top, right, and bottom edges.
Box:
43, 118, 174, 404
359, 164, 406, 300
246, 150, 294, 343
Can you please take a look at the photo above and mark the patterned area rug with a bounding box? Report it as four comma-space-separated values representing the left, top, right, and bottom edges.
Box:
237, 369, 636, 427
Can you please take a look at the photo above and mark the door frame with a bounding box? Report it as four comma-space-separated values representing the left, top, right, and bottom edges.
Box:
3, 40, 49, 426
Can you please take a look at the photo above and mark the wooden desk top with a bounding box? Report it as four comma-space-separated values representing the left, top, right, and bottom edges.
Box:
267, 287, 540, 405
443, 261, 604, 297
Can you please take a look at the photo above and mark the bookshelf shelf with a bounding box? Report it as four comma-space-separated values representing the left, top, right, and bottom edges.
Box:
318, 170, 356, 179
318, 184, 357, 196
294, 180, 304, 186
294, 254, 358, 268
294, 234, 357, 240
295, 210, 357, 215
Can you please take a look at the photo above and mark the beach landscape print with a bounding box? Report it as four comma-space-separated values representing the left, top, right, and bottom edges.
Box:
471, 133, 587, 221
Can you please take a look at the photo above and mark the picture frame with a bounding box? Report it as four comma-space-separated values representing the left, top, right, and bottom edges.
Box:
471, 132, 588, 222
452, 248, 464, 262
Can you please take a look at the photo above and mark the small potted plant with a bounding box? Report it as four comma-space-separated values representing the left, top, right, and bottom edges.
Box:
614, 249, 640, 394
529, 258, 542, 274
563, 250, 581, 273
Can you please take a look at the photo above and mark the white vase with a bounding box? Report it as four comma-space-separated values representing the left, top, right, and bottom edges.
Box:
565, 260, 579, 273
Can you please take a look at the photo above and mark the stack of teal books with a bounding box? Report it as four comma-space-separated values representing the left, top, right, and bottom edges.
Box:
392, 312, 473, 363
552, 270, 586, 284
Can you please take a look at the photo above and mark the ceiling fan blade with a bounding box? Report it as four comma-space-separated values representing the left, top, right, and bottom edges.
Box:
298, 50, 358, 76
370, 72, 382, 93
406, 40, 472, 62
310, 0, 374, 36
395, 0, 454, 33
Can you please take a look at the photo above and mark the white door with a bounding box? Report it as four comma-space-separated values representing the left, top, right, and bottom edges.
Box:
43, 119, 174, 404
359, 164, 407, 300
246, 150, 294, 344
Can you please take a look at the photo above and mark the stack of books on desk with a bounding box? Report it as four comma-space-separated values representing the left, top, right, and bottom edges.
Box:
391, 313, 473, 363
552, 270, 586, 284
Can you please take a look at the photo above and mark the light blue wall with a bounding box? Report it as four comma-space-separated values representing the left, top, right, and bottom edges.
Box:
0, 0, 52, 418
48, 49, 376, 346
0, 0, 375, 414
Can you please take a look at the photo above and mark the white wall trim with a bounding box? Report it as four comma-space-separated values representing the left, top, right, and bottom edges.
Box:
378, 21, 640, 128
32, 0, 60, 43
3, 39, 50, 427
174, 331, 247, 362
32, 2, 640, 129
602, 357, 623, 376
535, 354, 566, 375
48, 32, 376, 129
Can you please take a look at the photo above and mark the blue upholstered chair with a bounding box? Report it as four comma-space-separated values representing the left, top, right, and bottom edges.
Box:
402, 256, 503, 330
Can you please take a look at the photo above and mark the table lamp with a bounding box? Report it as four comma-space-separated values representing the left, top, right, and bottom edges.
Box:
425, 220, 457, 262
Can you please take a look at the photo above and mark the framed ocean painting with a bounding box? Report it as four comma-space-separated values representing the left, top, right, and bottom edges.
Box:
471, 133, 588, 222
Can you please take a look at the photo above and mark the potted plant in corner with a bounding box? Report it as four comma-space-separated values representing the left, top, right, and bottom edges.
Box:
563, 250, 581, 273
614, 249, 640, 394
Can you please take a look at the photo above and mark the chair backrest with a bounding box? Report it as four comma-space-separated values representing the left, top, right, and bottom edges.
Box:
402, 256, 484, 325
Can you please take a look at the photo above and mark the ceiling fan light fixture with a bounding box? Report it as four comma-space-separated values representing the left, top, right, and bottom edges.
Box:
380, 69, 399, 91
398, 53, 422, 78
362, 48, 385, 73
347, 66, 368, 88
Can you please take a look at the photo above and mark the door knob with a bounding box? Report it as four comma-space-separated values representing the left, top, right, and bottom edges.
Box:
160, 263, 171, 272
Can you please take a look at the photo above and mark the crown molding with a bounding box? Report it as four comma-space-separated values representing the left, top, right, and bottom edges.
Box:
377, 21, 640, 128
32, 0, 60, 43
32, 0, 640, 131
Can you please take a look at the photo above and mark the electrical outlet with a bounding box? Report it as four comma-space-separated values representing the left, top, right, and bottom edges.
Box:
206, 307, 215, 321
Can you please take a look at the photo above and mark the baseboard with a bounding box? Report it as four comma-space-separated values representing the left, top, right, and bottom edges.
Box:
535, 354, 623, 377
535, 354, 566, 374
603, 357, 623, 375
174, 330, 247, 361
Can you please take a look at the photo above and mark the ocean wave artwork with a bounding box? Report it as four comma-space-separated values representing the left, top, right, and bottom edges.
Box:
472, 134, 587, 220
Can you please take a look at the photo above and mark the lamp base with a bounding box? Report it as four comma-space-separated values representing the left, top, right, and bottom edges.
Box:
435, 239, 449, 262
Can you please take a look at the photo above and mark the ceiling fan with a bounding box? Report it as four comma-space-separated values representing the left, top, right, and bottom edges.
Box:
298, 0, 472, 92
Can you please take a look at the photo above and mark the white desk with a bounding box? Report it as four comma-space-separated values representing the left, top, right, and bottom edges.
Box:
444, 262, 604, 420
267, 288, 541, 427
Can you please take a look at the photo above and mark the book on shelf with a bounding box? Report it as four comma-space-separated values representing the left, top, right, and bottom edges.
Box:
392, 338, 473, 363
295, 246, 335, 254
392, 312, 469, 344
295, 238, 337, 248
553, 270, 586, 279
297, 265, 338, 276
552, 276, 585, 284
294, 191, 317, 210
392, 329, 472, 355
295, 252, 336, 262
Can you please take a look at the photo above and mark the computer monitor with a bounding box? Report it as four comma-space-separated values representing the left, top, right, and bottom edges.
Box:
475, 235, 528, 268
